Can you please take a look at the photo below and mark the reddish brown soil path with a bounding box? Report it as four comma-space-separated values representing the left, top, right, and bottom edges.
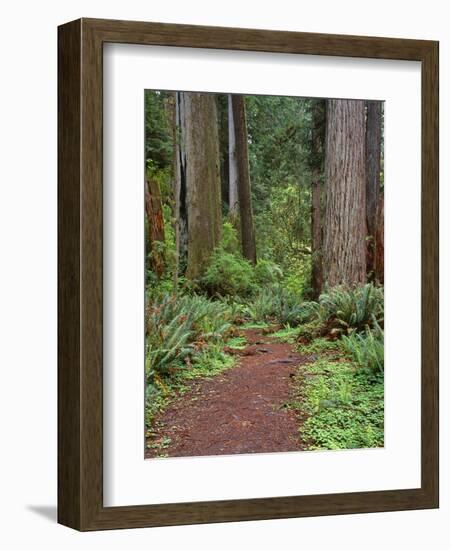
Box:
146, 328, 307, 458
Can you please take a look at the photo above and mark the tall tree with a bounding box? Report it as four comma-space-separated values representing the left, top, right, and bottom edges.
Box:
365, 100, 382, 279
309, 99, 326, 297
228, 94, 239, 220
145, 178, 165, 279
175, 92, 222, 279
231, 95, 257, 265
374, 193, 384, 284
323, 99, 367, 286
216, 94, 230, 208
174, 92, 188, 272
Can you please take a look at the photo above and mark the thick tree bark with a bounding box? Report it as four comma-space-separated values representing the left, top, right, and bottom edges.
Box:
310, 99, 326, 297
374, 193, 384, 285
323, 99, 367, 287
311, 182, 323, 296
174, 92, 189, 272
228, 94, 239, 220
365, 100, 382, 279
178, 92, 222, 279
231, 95, 257, 265
216, 94, 230, 208
145, 178, 165, 279
166, 92, 179, 288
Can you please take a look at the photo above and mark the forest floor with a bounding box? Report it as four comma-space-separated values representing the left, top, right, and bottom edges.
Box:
145, 327, 310, 458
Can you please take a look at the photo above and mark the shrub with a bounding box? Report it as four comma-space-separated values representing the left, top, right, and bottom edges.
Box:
245, 285, 314, 326
283, 257, 312, 298
276, 290, 312, 326
342, 322, 384, 373
201, 249, 255, 297
145, 294, 233, 381
244, 290, 277, 322
145, 308, 193, 380
220, 221, 240, 254
316, 283, 384, 336
254, 259, 283, 286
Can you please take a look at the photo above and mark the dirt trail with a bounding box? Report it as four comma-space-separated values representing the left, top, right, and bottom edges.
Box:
145, 328, 307, 458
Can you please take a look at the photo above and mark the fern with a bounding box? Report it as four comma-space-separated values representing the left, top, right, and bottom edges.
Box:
145, 293, 235, 381
245, 285, 315, 326
342, 321, 384, 373
317, 284, 383, 336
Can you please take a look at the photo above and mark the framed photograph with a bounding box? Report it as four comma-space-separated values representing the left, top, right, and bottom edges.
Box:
58, 18, 439, 530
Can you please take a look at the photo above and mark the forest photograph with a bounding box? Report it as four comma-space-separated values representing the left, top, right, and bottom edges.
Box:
144, 90, 384, 459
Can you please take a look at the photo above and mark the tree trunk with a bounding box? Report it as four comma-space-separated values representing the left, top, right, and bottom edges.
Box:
216, 94, 230, 209
311, 182, 323, 297
231, 95, 257, 265
180, 92, 222, 279
374, 192, 384, 285
228, 94, 239, 221
365, 100, 382, 279
166, 92, 179, 289
323, 99, 367, 287
145, 178, 165, 279
310, 99, 326, 297
174, 92, 189, 273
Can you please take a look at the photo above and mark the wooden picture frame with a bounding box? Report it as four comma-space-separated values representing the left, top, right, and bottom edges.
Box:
58, 18, 439, 531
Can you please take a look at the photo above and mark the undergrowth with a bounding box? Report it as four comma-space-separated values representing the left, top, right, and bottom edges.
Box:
145, 346, 235, 440
296, 337, 341, 355
145, 272, 385, 454
342, 322, 384, 373
287, 351, 384, 450
270, 324, 302, 343
145, 293, 239, 437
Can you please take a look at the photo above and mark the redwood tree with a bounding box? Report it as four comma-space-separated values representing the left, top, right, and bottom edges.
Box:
145, 178, 165, 279
323, 99, 367, 287
365, 100, 382, 279
174, 92, 188, 272
228, 94, 239, 221
175, 92, 222, 279
374, 193, 384, 284
231, 95, 257, 265
309, 99, 326, 297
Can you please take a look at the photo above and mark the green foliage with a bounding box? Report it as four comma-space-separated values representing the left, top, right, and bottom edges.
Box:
296, 284, 384, 340
240, 321, 270, 329
145, 90, 173, 171
317, 284, 384, 336
145, 293, 239, 430
342, 322, 384, 373
145, 309, 192, 379
145, 344, 235, 432
226, 335, 248, 349
145, 381, 172, 431
145, 201, 177, 299
145, 294, 234, 381
245, 95, 310, 211
143, 93, 385, 454
284, 261, 312, 297
198, 222, 288, 300
182, 345, 235, 380
297, 337, 341, 355
220, 221, 241, 254
288, 355, 384, 450
270, 325, 302, 343
254, 259, 283, 286
244, 95, 314, 283
286, 285, 384, 450
244, 285, 313, 326
201, 249, 256, 297
255, 183, 311, 269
